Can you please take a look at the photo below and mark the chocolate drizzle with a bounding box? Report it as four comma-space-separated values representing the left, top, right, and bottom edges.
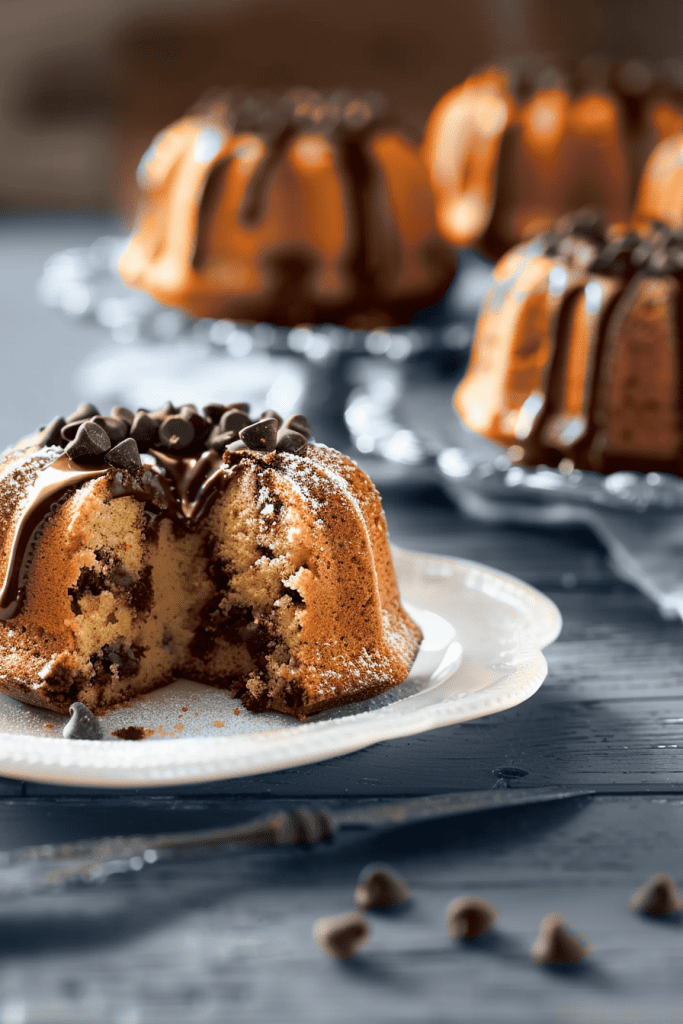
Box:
0, 402, 313, 620
192, 88, 398, 308
0, 457, 108, 621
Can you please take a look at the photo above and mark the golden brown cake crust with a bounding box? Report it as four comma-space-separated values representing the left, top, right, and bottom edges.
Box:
455, 217, 683, 476
424, 59, 683, 259
119, 88, 455, 328
0, 408, 422, 720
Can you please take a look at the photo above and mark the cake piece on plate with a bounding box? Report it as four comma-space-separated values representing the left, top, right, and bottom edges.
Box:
0, 402, 421, 719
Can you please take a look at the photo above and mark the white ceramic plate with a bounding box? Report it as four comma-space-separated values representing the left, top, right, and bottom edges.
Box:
0, 549, 561, 788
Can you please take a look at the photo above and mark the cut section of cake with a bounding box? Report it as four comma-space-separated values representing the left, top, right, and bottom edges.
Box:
0, 403, 421, 719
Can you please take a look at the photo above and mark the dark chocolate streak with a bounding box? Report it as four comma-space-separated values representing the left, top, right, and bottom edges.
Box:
192, 156, 233, 271
0, 457, 107, 621
0, 450, 227, 621
237, 124, 297, 227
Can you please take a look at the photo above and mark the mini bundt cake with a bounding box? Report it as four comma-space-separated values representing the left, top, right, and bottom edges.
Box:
633, 130, 683, 230
423, 58, 683, 259
455, 215, 683, 475
0, 401, 421, 719
119, 88, 455, 328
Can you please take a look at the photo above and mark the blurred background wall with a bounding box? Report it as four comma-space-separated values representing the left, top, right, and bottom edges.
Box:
2, 0, 683, 217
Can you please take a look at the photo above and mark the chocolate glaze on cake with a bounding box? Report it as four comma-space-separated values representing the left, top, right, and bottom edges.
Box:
0, 402, 421, 718
456, 215, 683, 475
119, 88, 455, 328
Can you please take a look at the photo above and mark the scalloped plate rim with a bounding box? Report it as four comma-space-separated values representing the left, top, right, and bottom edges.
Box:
0, 549, 561, 788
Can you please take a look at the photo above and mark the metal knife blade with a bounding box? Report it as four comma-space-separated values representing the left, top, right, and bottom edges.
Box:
0, 787, 593, 898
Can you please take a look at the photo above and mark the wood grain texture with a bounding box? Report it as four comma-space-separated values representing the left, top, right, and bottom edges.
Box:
0, 797, 680, 1024
2, 223, 683, 1021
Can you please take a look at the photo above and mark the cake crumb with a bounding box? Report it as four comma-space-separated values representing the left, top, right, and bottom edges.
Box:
213, 720, 225, 728
43, 723, 55, 730
233, 708, 240, 716
112, 726, 154, 740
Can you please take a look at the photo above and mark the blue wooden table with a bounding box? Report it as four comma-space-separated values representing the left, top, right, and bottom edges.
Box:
0, 219, 681, 1024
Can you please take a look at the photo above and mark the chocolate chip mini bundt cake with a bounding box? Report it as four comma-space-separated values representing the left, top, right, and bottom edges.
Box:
455, 214, 683, 475
0, 402, 421, 718
633, 129, 683, 231
119, 88, 455, 328
423, 58, 683, 259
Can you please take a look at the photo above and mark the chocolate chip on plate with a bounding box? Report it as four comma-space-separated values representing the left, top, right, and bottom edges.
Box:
105, 438, 143, 473
64, 421, 111, 461
313, 911, 370, 960
63, 702, 103, 740
240, 418, 278, 451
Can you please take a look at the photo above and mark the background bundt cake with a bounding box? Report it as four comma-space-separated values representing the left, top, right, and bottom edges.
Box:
633, 129, 683, 231
0, 401, 421, 719
423, 58, 683, 260
455, 214, 683, 476
119, 88, 456, 329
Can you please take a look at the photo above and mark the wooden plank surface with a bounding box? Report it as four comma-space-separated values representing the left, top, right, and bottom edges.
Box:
0, 796, 680, 1023
1, 221, 682, 1022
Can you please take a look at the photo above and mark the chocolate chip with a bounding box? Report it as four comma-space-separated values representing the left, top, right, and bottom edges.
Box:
313, 912, 370, 960
111, 406, 134, 425
60, 420, 87, 443
105, 438, 143, 473
91, 416, 129, 445
354, 864, 410, 910
530, 914, 591, 965
158, 415, 195, 450
181, 409, 211, 446
219, 410, 251, 433
150, 401, 176, 421
275, 428, 307, 454
239, 418, 278, 451
260, 408, 283, 427
178, 404, 198, 416
64, 421, 111, 461
202, 403, 228, 424
39, 417, 65, 447
63, 702, 103, 740
65, 402, 99, 424
226, 402, 250, 413
129, 412, 158, 451
285, 414, 312, 438
629, 873, 683, 916
446, 897, 498, 939
227, 439, 248, 452
207, 427, 236, 452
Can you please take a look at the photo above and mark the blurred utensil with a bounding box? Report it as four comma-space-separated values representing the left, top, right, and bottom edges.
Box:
0, 787, 593, 898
